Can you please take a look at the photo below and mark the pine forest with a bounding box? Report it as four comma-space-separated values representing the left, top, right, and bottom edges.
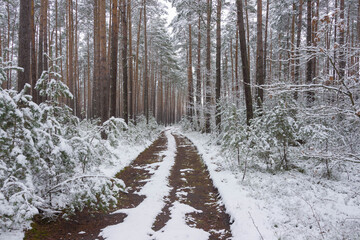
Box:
0, 0, 359, 239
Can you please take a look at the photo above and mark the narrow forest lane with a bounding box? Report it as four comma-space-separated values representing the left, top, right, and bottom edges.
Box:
25, 130, 232, 240
151, 133, 232, 240
25, 132, 169, 240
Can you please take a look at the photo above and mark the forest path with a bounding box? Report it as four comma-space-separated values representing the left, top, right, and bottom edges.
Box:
25, 129, 232, 240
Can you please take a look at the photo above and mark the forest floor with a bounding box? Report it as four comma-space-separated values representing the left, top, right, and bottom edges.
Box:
24, 130, 232, 240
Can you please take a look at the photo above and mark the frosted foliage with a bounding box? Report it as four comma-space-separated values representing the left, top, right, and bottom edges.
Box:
35, 55, 73, 102
0, 63, 127, 231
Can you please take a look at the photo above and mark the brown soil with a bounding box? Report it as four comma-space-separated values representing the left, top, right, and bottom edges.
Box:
24, 133, 168, 240
152, 134, 232, 239
24, 131, 232, 240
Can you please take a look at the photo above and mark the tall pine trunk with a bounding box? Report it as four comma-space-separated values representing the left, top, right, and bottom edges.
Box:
237, 0, 253, 125
122, 0, 128, 124
128, 0, 134, 121
306, 0, 314, 104
339, 0, 345, 80
18, 0, 31, 92
215, 0, 222, 130
256, 0, 264, 108
205, 0, 212, 133
30, 0, 38, 102
294, 0, 303, 100
134, 8, 143, 123
196, 0, 202, 130
144, 0, 149, 124
110, 0, 119, 118
99, 0, 108, 123
187, 24, 194, 121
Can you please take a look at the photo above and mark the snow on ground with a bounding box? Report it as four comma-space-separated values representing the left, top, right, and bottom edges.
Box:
0, 129, 159, 240
183, 129, 360, 240
0, 230, 24, 240
152, 202, 209, 240
100, 138, 156, 178
100, 130, 177, 240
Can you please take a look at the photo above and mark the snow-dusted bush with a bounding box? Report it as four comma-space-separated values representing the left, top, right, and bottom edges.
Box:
220, 103, 249, 166
249, 98, 300, 170
125, 115, 161, 145
220, 97, 302, 172
299, 112, 360, 179
0, 58, 125, 231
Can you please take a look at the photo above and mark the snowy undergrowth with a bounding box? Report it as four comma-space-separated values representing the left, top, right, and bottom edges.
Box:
184, 130, 360, 240
0, 57, 162, 238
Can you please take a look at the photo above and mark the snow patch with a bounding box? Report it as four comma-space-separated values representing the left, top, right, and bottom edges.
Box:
100, 130, 177, 240
152, 202, 209, 240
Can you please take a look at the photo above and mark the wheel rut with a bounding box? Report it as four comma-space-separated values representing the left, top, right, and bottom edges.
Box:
25, 133, 168, 240
152, 133, 232, 239
24, 131, 232, 240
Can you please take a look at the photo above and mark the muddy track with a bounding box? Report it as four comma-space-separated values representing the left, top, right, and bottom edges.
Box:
25, 133, 168, 240
152, 133, 232, 239
24, 131, 232, 240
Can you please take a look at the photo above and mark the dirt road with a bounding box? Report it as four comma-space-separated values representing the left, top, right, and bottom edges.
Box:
25, 130, 232, 240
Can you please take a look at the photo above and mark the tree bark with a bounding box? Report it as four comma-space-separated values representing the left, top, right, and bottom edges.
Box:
339, 0, 345, 80
68, 0, 74, 110
256, 0, 264, 108
263, 0, 270, 84
122, 0, 128, 124
110, 0, 119, 118
196, 0, 202, 129
205, 0, 212, 133
128, 0, 134, 121
30, 0, 38, 102
92, 0, 100, 118
99, 0, 108, 123
18, 0, 31, 92
306, 0, 314, 104
215, 0, 222, 130
357, 0, 360, 77
237, 0, 253, 125
187, 24, 194, 121
294, 0, 303, 100
290, 3, 296, 84
134, 8, 143, 123
143, 0, 149, 124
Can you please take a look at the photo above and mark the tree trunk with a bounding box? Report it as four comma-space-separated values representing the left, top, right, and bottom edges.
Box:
357, 0, 360, 78
87, 35, 91, 118
187, 24, 194, 121
339, 0, 345, 80
205, 0, 212, 133
144, 0, 149, 124
30, 0, 38, 102
128, 0, 134, 121
256, 0, 264, 108
235, 30, 240, 106
134, 8, 143, 123
110, 0, 119, 118
237, 0, 253, 125
196, 0, 202, 129
215, 0, 222, 130
294, 0, 303, 100
306, 0, 314, 104
100, 0, 108, 123
92, 0, 100, 118
244, 0, 251, 65
122, 0, 128, 124
68, 0, 74, 110
290, 3, 296, 84
75, 0, 80, 117
18, 0, 31, 92
263, 0, 270, 85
